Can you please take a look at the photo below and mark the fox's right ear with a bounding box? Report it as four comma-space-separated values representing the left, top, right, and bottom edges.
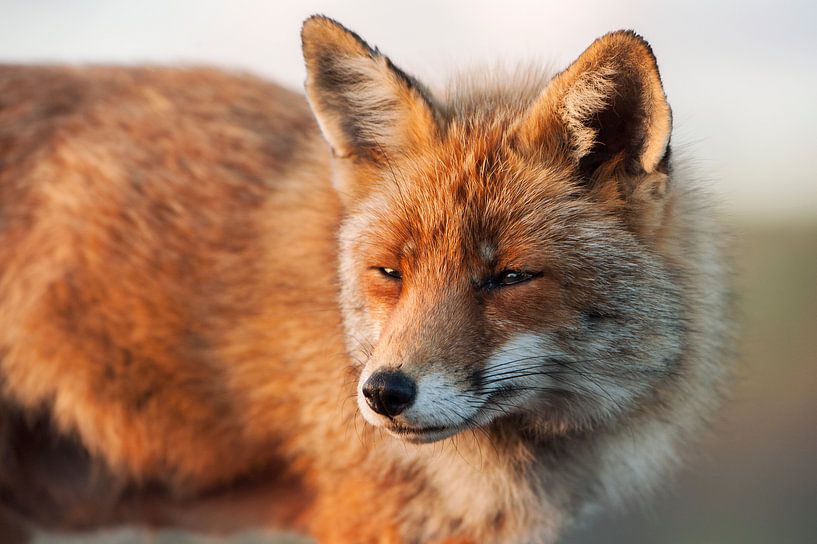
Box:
301, 16, 438, 165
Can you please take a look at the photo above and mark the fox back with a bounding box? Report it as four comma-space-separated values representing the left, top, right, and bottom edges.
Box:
0, 17, 732, 544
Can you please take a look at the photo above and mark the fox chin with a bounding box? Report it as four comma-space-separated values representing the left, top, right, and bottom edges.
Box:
0, 14, 733, 544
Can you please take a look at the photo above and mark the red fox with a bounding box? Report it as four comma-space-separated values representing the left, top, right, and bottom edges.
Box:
0, 15, 732, 544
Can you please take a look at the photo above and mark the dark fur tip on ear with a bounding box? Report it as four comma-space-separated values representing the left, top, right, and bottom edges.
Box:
300, 16, 439, 165
558, 29, 672, 177
594, 29, 665, 86
301, 15, 377, 63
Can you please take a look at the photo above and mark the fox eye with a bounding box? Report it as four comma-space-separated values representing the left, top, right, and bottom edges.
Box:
482, 270, 536, 290
497, 270, 532, 286
378, 267, 402, 280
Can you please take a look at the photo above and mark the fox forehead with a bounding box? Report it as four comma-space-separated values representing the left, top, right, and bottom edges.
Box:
353, 134, 591, 269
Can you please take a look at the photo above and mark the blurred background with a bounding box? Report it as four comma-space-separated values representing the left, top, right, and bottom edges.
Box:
1, 1, 815, 543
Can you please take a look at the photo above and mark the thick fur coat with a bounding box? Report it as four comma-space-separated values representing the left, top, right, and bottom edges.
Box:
0, 16, 732, 544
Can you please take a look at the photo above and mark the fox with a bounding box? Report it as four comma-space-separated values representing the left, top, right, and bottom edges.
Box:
0, 15, 732, 544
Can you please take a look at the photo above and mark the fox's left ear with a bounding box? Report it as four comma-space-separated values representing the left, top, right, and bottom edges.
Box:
517, 30, 672, 189
301, 16, 438, 164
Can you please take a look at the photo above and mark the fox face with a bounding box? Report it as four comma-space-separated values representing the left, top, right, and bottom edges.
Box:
302, 17, 683, 443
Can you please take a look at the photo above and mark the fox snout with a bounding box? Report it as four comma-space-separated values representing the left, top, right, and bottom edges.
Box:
352, 289, 495, 443
356, 352, 490, 444
361, 370, 417, 417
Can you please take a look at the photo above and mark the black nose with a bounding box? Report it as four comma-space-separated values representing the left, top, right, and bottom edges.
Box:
362, 370, 416, 417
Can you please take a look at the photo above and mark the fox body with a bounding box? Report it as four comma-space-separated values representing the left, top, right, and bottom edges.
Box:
0, 17, 731, 544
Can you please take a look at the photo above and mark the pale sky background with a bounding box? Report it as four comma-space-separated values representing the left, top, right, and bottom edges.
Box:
1, 0, 815, 220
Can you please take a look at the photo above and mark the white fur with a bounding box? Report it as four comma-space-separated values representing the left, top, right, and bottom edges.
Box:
403, 372, 481, 428
479, 333, 558, 409
558, 65, 617, 158
357, 334, 554, 434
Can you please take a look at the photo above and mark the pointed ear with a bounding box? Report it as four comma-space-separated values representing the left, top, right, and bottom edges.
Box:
516, 30, 672, 182
301, 16, 438, 163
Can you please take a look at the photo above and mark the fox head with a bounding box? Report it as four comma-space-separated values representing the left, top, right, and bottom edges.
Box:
302, 16, 683, 443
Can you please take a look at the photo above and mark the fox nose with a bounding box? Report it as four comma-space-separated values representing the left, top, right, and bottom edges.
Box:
362, 370, 416, 417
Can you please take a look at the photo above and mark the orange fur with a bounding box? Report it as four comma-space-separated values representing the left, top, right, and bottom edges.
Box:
0, 17, 732, 544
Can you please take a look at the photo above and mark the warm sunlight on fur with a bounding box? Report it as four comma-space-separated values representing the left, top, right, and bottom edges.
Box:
0, 15, 732, 544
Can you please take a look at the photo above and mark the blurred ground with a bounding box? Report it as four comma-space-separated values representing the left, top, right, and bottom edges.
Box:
29, 220, 817, 543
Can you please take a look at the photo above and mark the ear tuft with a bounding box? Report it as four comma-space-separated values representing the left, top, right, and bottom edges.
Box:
301, 16, 437, 163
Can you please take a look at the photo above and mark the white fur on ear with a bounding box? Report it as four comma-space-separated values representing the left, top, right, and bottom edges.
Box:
557, 65, 618, 160
518, 30, 672, 176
